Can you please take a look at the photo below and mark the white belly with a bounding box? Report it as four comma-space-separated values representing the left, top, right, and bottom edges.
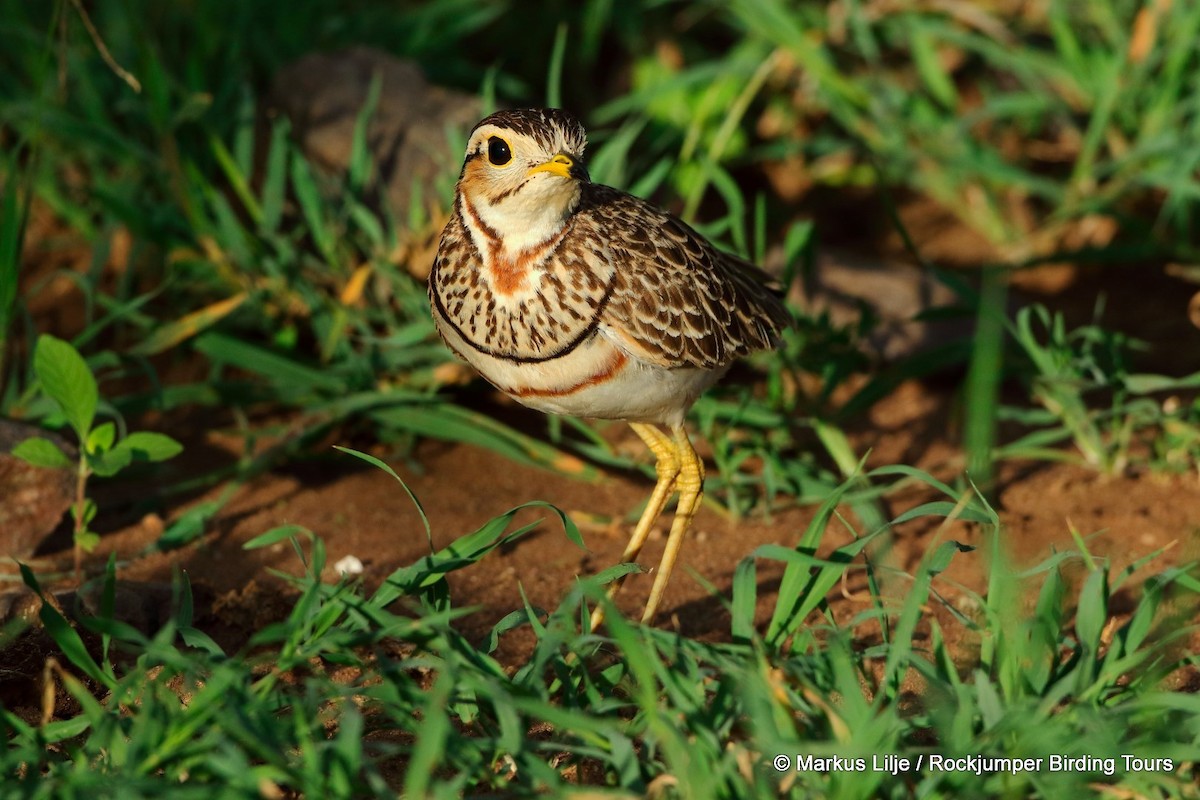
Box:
434, 317, 721, 427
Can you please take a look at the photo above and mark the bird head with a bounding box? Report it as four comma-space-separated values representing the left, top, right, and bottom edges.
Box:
455, 109, 589, 247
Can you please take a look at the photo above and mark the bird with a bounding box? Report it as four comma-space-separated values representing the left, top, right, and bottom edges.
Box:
428, 108, 791, 628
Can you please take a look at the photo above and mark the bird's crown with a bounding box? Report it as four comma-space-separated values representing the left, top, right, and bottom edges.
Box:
469, 108, 587, 159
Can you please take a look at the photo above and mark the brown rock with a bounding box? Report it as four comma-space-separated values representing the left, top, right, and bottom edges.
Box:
269, 47, 481, 219
0, 420, 75, 559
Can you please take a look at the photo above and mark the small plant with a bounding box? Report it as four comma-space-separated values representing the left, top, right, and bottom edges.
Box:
1004, 304, 1200, 475
12, 334, 182, 574
1154, 395, 1200, 474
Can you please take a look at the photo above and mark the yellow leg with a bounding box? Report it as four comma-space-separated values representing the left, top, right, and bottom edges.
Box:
641, 425, 703, 624
589, 422, 679, 632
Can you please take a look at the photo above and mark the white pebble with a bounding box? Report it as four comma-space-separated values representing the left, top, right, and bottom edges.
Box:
333, 555, 364, 576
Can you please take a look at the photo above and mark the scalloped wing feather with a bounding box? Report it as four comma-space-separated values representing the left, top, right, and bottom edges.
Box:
577, 186, 791, 369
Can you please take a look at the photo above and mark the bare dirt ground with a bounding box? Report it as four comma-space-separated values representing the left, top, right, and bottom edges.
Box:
9, 373, 1200, 677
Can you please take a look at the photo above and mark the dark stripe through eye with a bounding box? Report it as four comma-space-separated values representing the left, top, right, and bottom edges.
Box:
488, 137, 512, 166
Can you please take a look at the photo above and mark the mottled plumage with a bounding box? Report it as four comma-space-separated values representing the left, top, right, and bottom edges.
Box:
429, 108, 789, 626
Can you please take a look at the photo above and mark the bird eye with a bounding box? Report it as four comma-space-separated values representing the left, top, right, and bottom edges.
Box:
487, 137, 512, 166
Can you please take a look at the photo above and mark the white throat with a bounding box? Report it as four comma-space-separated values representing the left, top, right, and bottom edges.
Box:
468, 178, 582, 254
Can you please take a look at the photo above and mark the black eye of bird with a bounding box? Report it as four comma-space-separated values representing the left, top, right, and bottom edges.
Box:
487, 137, 512, 166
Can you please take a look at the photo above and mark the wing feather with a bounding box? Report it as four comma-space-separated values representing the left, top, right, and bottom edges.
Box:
574, 185, 791, 369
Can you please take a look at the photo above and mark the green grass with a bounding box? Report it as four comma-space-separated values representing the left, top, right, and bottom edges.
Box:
3, 462, 1197, 798
998, 303, 1200, 475
4, 1, 1200, 796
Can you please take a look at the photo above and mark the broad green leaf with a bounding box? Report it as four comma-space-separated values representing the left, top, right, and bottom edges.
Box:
11, 436, 72, 469
89, 445, 133, 477
87, 421, 116, 454
34, 335, 98, 440
119, 431, 183, 462
92, 429, 180, 476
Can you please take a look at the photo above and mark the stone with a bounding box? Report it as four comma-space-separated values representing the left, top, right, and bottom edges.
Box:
269, 46, 481, 219
0, 419, 75, 559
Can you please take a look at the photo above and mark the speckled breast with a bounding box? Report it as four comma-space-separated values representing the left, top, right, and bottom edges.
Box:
429, 211, 616, 365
